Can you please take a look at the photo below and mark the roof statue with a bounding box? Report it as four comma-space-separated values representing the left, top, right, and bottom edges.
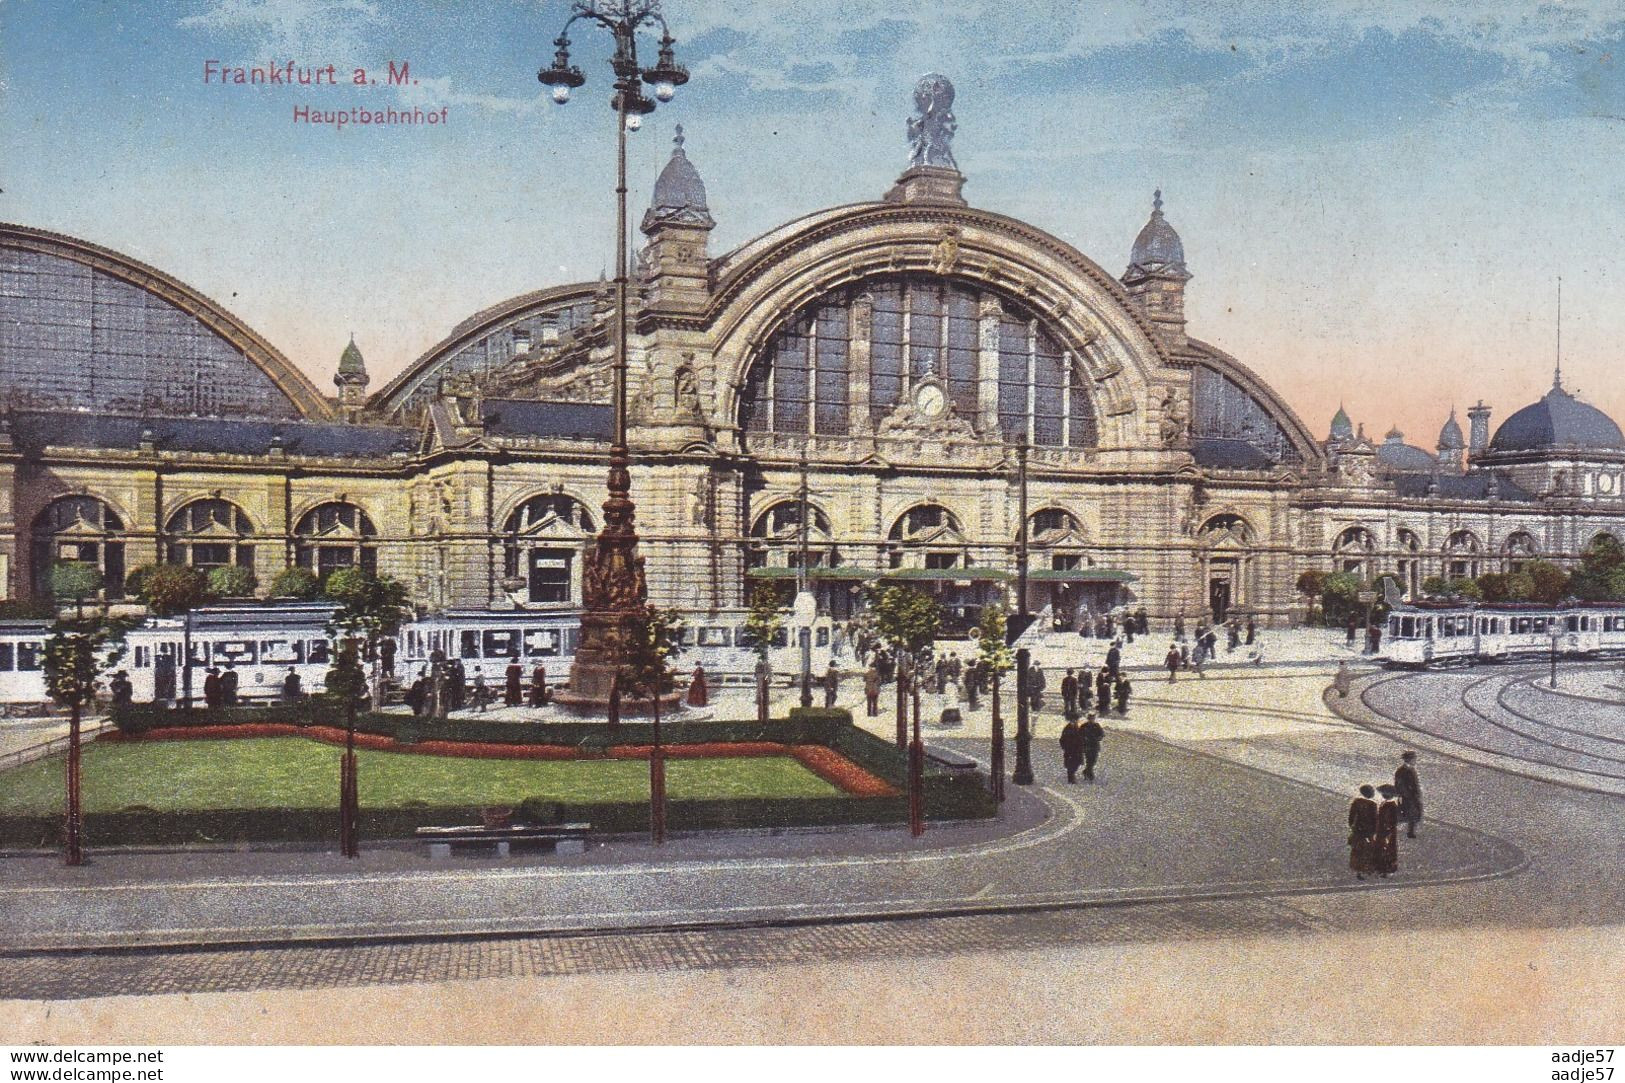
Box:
1128, 190, 1187, 276
907, 73, 958, 170
641, 125, 715, 232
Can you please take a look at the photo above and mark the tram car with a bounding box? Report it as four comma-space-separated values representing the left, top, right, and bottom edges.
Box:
675, 610, 837, 685
0, 619, 52, 711
122, 601, 341, 703
1380, 601, 1625, 668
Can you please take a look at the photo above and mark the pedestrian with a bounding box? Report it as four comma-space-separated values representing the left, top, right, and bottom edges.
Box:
1105, 641, 1121, 679
1173, 614, 1186, 640
1370, 622, 1383, 654
505, 655, 523, 707
864, 664, 881, 717
1227, 621, 1240, 653
1333, 661, 1353, 698
447, 657, 465, 711
1059, 715, 1084, 784
1027, 661, 1046, 711
471, 669, 490, 713
1094, 666, 1111, 712
406, 668, 428, 716
1124, 619, 1135, 645
1078, 669, 1093, 712
1347, 612, 1359, 645
1191, 645, 1206, 679
529, 662, 549, 708
1348, 784, 1379, 880
109, 670, 133, 709
1245, 617, 1256, 646
823, 661, 841, 709
1061, 668, 1079, 718
1136, 607, 1149, 636
1394, 751, 1423, 838
203, 666, 223, 709
221, 662, 240, 707
1114, 673, 1132, 715
965, 659, 981, 710
687, 664, 709, 708
282, 666, 303, 704
379, 636, 397, 681
1165, 644, 1181, 682
1203, 628, 1218, 661
1375, 784, 1401, 877
1080, 712, 1104, 781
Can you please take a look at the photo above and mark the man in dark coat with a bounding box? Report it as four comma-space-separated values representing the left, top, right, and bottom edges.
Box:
1245, 617, 1257, 646
379, 637, 397, 680
1060, 668, 1079, 718
823, 662, 841, 709
1374, 784, 1401, 876
965, 659, 981, 710
1094, 666, 1112, 712
1114, 673, 1132, 715
530, 663, 549, 708
863, 665, 881, 717
447, 657, 466, 711
109, 671, 134, 709
405, 669, 427, 716
1105, 642, 1121, 679
1348, 784, 1379, 879
220, 663, 240, 707
686, 664, 709, 708
1059, 717, 1084, 784
1079, 713, 1104, 781
505, 656, 523, 707
1394, 751, 1423, 838
1164, 644, 1181, 682
1347, 613, 1359, 644
203, 666, 223, 709
1027, 662, 1046, 711
282, 667, 303, 704
1078, 671, 1093, 712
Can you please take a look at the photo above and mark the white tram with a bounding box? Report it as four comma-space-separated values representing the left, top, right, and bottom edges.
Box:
0, 620, 51, 709
1381, 601, 1625, 668
123, 602, 341, 703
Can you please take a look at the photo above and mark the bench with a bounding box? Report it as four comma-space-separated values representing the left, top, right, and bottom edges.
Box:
924, 746, 980, 773
415, 822, 591, 859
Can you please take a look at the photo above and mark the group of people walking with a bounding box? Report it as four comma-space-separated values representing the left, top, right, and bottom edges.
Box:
1057, 663, 1132, 717
1348, 751, 1424, 879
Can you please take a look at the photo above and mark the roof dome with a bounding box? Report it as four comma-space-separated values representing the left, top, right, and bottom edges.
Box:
1376, 427, 1437, 473
1126, 190, 1187, 276
1437, 409, 1464, 451
1489, 381, 1624, 452
1329, 404, 1353, 440
335, 336, 368, 387
642, 126, 715, 233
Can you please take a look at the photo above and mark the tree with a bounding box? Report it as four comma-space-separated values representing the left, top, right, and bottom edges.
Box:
864, 584, 941, 749
621, 605, 685, 845
50, 562, 103, 618
1447, 577, 1483, 601
1505, 571, 1536, 602
1421, 575, 1450, 599
122, 565, 156, 603
1524, 560, 1570, 605
744, 582, 786, 724
1294, 570, 1328, 625
1567, 536, 1624, 601
138, 565, 210, 708
1321, 571, 1363, 626
325, 639, 367, 859
269, 565, 322, 599
1476, 572, 1512, 603
975, 603, 1015, 802
42, 614, 129, 865
324, 567, 411, 711
207, 564, 257, 598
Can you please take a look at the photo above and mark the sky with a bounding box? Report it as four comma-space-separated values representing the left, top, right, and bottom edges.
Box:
2, 0, 1623, 447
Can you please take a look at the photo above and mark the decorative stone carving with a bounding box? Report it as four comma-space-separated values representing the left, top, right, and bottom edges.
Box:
929, 227, 961, 276
1159, 389, 1189, 448
875, 378, 979, 442
674, 361, 703, 421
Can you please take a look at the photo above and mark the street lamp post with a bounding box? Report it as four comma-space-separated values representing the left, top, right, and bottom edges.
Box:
1551, 625, 1561, 688
539, 2, 689, 715
1012, 439, 1035, 786
798, 449, 814, 709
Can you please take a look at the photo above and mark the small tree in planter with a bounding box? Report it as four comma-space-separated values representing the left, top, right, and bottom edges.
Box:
42, 613, 129, 865
207, 564, 257, 599
621, 605, 685, 845
864, 583, 942, 749
975, 602, 1015, 802
324, 638, 368, 859
138, 564, 210, 708
323, 567, 411, 711
269, 565, 322, 600
744, 582, 786, 724
51, 562, 103, 618
1294, 570, 1327, 626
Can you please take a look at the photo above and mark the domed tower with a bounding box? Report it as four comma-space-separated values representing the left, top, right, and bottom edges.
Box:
1437, 408, 1465, 473
640, 125, 715, 311
1328, 404, 1354, 444
1121, 190, 1191, 353
334, 335, 369, 422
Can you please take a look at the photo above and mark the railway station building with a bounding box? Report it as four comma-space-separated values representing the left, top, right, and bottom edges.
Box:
4, 105, 1624, 631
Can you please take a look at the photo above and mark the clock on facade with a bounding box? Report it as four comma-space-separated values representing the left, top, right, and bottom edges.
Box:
914, 381, 947, 419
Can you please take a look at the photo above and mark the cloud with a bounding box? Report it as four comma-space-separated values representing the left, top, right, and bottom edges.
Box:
177, 0, 387, 62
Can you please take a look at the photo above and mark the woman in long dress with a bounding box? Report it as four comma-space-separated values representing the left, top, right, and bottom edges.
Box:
1348, 784, 1379, 879
1374, 784, 1401, 877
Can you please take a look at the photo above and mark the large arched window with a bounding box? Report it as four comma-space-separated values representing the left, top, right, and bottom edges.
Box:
501, 494, 595, 605
1334, 526, 1378, 577
31, 496, 126, 599
165, 499, 254, 572
887, 504, 967, 569
1444, 529, 1481, 580
1395, 528, 1422, 599
749, 501, 836, 570
293, 502, 377, 578
739, 275, 1097, 448
1502, 531, 1537, 573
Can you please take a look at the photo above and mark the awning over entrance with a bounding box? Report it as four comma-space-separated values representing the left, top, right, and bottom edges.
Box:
1027, 568, 1139, 583
879, 568, 1010, 582
745, 566, 876, 581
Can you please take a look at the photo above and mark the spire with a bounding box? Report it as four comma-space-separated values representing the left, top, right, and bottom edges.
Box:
642, 124, 714, 233
336, 334, 368, 384
1329, 403, 1353, 441
1554, 275, 1563, 390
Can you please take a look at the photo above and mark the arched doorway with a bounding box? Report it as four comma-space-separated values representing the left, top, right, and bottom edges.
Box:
501, 494, 595, 605
1197, 514, 1255, 622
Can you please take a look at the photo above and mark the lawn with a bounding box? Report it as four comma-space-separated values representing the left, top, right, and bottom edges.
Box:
0, 738, 843, 814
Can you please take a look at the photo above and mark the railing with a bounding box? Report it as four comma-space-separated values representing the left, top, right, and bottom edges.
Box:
0, 718, 114, 772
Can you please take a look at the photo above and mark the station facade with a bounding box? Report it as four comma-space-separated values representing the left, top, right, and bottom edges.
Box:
4, 105, 1623, 631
